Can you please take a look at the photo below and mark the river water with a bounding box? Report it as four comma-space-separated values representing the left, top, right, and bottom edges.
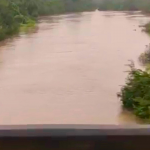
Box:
0, 11, 150, 125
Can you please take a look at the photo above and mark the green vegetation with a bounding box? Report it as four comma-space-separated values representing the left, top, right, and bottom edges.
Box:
2, 0, 150, 121
20, 19, 35, 32
0, 0, 96, 41
119, 43, 150, 121
118, 61, 150, 120
2, 0, 150, 41
144, 22, 150, 34
98, 0, 150, 11
102, 0, 150, 121
139, 45, 150, 65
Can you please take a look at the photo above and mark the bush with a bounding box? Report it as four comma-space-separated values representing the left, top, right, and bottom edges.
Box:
144, 22, 150, 33
119, 61, 150, 119
139, 44, 150, 65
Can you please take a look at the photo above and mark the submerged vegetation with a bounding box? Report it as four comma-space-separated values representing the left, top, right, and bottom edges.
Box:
0, 0, 96, 41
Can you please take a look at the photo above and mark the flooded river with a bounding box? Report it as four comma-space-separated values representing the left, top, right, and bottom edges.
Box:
0, 11, 150, 125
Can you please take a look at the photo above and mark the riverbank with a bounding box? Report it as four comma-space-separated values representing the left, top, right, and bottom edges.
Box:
0, 11, 148, 124
118, 61, 150, 121
97, 1, 150, 122
119, 24, 150, 122
0, 0, 96, 41
144, 22, 150, 34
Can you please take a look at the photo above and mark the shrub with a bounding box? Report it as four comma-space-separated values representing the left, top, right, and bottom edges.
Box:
139, 44, 150, 65
119, 61, 150, 119
144, 22, 150, 33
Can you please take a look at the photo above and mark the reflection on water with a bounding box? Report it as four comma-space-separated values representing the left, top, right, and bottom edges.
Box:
0, 11, 150, 125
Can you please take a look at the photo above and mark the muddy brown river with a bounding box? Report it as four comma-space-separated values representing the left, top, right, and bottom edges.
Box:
0, 11, 150, 125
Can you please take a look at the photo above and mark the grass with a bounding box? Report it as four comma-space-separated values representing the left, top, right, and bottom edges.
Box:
20, 19, 36, 33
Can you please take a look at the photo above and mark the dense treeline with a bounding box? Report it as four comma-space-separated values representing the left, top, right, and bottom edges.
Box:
98, 0, 150, 12
0, 0, 96, 41
1, 0, 150, 41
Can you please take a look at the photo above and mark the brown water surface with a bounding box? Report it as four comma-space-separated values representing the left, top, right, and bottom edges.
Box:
0, 11, 150, 125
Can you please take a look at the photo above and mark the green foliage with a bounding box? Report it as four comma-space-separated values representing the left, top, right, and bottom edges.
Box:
20, 19, 35, 32
139, 44, 150, 65
119, 61, 150, 119
0, 0, 96, 41
144, 22, 150, 33
0, 0, 19, 40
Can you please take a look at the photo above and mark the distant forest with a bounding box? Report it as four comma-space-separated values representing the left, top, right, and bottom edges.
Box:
1, 0, 150, 41
97, 0, 150, 11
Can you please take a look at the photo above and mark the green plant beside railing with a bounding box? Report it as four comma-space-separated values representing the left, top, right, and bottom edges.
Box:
118, 61, 150, 120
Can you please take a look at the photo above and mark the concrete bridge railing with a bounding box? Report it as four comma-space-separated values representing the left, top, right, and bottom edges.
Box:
0, 124, 150, 150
